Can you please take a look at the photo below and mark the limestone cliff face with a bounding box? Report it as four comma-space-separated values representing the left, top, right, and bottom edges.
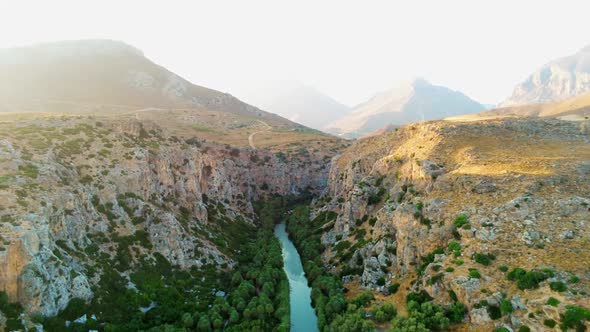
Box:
0, 117, 332, 316
502, 45, 590, 106
314, 118, 590, 330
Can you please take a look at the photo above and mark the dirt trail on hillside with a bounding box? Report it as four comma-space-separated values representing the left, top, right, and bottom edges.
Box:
248, 120, 272, 149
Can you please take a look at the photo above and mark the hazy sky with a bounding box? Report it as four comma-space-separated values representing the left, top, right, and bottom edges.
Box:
1, 0, 589, 106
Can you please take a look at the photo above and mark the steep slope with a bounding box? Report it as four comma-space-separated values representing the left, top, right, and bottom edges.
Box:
310, 118, 590, 331
326, 78, 484, 138
450, 91, 590, 122
0, 39, 293, 127
238, 81, 352, 131
502, 45, 590, 106
0, 112, 340, 320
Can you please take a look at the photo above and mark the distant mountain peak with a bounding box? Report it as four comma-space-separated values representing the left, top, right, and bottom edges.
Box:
502, 44, 590, 106
326, 79, 483, 138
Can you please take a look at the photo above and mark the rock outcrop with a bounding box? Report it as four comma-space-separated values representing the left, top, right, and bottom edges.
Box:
313, 118, 590, 330
0, 115, 335, 316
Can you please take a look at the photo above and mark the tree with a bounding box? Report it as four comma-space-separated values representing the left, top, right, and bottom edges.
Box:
197, 315, 211, 332
181, 312, 193, 328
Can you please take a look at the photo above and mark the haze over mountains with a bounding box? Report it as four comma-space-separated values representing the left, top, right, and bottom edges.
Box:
0, 39, 299, 128
502, 44, 590, 106
237, 81, 352, 130
325, 78, 484, 138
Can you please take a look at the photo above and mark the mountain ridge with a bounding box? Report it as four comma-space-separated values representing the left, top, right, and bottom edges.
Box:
326, 78, 484, 138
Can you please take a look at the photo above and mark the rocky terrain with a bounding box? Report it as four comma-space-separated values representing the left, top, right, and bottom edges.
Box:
0, 110, 344, 321
326, 78, 484, 138
311, 117, 590, 331
502, 45, 590, 107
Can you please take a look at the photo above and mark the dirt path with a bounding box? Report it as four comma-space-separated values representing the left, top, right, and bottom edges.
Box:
248, 120, 272, 149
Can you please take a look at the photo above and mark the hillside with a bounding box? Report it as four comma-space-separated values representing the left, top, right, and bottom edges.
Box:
449, 92, 590, 122
502, 45, 590, 106
0, 39, 301, 127
305, 118, 590, 331
326, 79, 484, 138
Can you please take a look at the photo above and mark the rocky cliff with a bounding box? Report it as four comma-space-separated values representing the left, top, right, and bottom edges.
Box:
0, 113, 335, 317
502, 45, 590, 106
312, 118, 590, 330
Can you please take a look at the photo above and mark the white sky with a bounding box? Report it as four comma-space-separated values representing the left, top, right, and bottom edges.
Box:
1, 0, 589, 106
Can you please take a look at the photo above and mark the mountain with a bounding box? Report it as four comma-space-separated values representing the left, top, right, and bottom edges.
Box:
325, 78, 484, 138
237, 81, 352, 131
502, 45, 590, 106
449, 91, 590, 122
0, 39, 292, 125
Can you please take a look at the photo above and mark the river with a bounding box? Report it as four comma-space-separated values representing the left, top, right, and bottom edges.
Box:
274, 223, 319, 332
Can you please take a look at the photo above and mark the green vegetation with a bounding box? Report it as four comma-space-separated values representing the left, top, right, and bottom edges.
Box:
546, 297, 560, 306
286, 206, 374, 331
0, 292, 24, 331
549, 281, 567, 292
37, 198, 291, 331
543, 319, 556, 328
453, 214, 469, 228
506, 268, 550, 290
560, 305, 590, 331
468, 268, 481, 279
473, 252, 496, 266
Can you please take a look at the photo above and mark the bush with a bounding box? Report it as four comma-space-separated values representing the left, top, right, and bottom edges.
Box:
499, 265, 509, 272
549, 281, 567, 292
543, 319, 556, 328
546, 297, 560, 306
499, 299, 513, 316
487, 305, 501, 320
474, 253, 495, 266
352, 291, 375, 307
560, 305, 590, 331
388, 283, 400, 295
453, 215, 469, 228
468, 268, 481, 279
506, 268, 549, 290
446, 302, 466, 323
518, 326, 531, 332
376, 277, 386, 286
447, 241, 461, 251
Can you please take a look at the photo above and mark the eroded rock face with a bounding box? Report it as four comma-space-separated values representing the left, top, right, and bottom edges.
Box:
0, 118, 335, 316
312, 118, 590, 329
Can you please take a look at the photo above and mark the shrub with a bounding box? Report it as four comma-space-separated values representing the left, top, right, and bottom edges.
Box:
546, 297, 560, 306
446, 240, 460, 250
518, 326, 531, 332
453, 215, 469, 228
549, 281, 567, 292
499, 265, 509, 272
569, 275, 580, 283
446, 267, 455, 273
388, 283, 400, 294
376, 277, 386, 286
487, 305, 501, 319
446, 302, 466, 323
499, 299, 513, 315
507, 268, 549, 290
560, 305, 590, 331
543, 319, 556, 328
454, 259, 464, 266
474, 253, 495, 266
468, 268, 481, 279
